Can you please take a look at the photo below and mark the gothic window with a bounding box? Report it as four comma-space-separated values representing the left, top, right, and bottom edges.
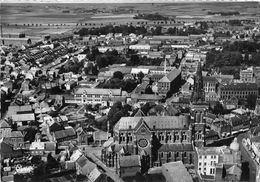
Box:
168, 152, 171, 158
126, 133, 132, 143
182, 132, 187, 141
119, 133, 125, 143
175, 133, 179, 141
158, 132, 164, 142
166, 132, 171, 142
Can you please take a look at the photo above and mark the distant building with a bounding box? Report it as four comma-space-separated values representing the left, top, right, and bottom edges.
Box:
129, 44, 151, 52
219, 83, 258, 100
240, 67, 255, 83
72, 88, 128, 106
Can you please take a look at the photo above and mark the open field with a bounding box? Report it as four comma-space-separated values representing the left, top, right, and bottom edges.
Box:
1, 2, 259, 36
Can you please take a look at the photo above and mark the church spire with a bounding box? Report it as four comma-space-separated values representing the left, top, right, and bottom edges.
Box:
191, 61, 205, 104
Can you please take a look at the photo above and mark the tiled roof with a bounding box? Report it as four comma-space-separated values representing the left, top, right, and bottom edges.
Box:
119, 155, 141, 168
114, 115, 189, 131
11, 113, 35, 122
162, 161, 193, 182
131, 93, 163, 101
74, 88, 126, 96
158, 68, 181, 83
158, 144, 193, 152
203, 76, 218, 82
11, 131, 23, 138
0, 120, 11, 128
220, 83, 258, 91
7, 105, 33, 116
54, 127, 76, 140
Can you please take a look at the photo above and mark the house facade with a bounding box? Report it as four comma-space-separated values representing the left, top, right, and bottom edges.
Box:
73, 88, 128, 106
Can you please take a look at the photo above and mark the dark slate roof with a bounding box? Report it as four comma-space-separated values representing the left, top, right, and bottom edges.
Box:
220, 83, 258, 91
158, 143, 193, 152
119, 155, 141, 168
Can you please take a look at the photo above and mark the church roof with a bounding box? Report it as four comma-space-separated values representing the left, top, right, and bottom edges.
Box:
0, 120, 11, 128
134, 109, 145, 117
158, 144, 193, 152
114, 115, 189, 132
158, 68, 181, 83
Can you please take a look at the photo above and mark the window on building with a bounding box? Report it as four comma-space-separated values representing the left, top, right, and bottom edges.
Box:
159, 132, 164, 142
166, 132, 171, 142
210, 168, 215, 174
204, 162, 206, 166
183, 132, 187, 141
183, 152, 187, 157
199, 168, 201, 171
160, 152, 163, 158
168, 152, 171, 158
199, 162, 202, 166
119, 133, 125, 142
126, 133, 132, 143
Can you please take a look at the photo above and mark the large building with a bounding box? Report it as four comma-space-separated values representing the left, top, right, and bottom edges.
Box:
157, 68, 181, 96
219, 83, 258, 100
102, 115, 194, 169
72, 88, 128, 106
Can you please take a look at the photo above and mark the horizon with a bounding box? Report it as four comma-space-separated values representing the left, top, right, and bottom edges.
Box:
1, 0, 259, 3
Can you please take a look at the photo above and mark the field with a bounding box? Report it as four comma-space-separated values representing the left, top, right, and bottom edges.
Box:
1, 2, 259, 36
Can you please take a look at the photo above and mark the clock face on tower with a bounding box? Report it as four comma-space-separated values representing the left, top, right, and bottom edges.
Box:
138, 138, 149, 148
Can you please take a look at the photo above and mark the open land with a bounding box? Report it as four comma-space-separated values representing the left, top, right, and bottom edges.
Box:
1, 2, 259, 36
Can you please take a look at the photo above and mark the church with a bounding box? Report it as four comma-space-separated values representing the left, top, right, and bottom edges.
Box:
101, 115, 195, 169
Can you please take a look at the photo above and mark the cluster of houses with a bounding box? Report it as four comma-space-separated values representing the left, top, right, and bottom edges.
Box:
1, 17, 260, 182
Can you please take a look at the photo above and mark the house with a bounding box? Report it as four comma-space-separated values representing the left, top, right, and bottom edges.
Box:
53, 126, 77, 143
3, 131, 24, 149
223, 96, 239, 110
6, 105, 33, 118
129, 44, 151, 52
130, 93, 163, 104
158, 68, 181, 96
195, 138, 241, 181
162, 161, 193, 182
29, 140, 56, 156
0, 120, 12, 139
11, 113, 35, 127
119, 155, 141, 178
76, 127, 89, 145
240, 67, 255, 83
93, 131, 110, 146
75, 155, 96, 176
0, 140, 23, 159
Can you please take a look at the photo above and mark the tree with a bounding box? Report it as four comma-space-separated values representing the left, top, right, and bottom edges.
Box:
151, 133, 162, 164
247, 94, 257, 109
46, 153, 59, 170
137, 71, 144, 83
129, 55, 140, 66
113, 71, 123, 80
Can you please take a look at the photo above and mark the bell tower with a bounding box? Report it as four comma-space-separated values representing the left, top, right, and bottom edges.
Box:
191, 61, 207, 147
191, 61, 205, 103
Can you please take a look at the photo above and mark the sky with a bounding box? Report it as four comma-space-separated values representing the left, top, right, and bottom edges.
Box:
1, 0, 258, 3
